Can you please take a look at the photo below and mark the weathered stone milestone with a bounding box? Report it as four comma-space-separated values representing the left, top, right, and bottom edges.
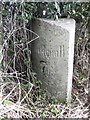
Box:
31, 18, 75, 104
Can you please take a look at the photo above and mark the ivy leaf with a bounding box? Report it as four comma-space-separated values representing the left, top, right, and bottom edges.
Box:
51, 109, 59, 116
24, 58, 29, 65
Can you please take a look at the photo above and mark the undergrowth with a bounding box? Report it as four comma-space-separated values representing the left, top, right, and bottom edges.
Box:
0, 1, 89, 119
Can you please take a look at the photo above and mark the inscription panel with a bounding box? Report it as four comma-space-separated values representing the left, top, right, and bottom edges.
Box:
37, 45, 65, 58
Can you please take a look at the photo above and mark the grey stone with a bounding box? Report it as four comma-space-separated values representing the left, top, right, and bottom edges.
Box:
31, 18, 75, 104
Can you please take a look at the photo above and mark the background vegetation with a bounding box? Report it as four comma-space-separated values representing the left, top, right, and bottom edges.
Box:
0, 1, 89, 118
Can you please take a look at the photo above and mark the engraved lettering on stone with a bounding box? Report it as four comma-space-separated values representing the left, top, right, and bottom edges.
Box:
60, 46, 62, 57
37, 45, 65, 58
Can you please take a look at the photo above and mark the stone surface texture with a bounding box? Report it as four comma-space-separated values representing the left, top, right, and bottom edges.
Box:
31, 18, 75, 104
